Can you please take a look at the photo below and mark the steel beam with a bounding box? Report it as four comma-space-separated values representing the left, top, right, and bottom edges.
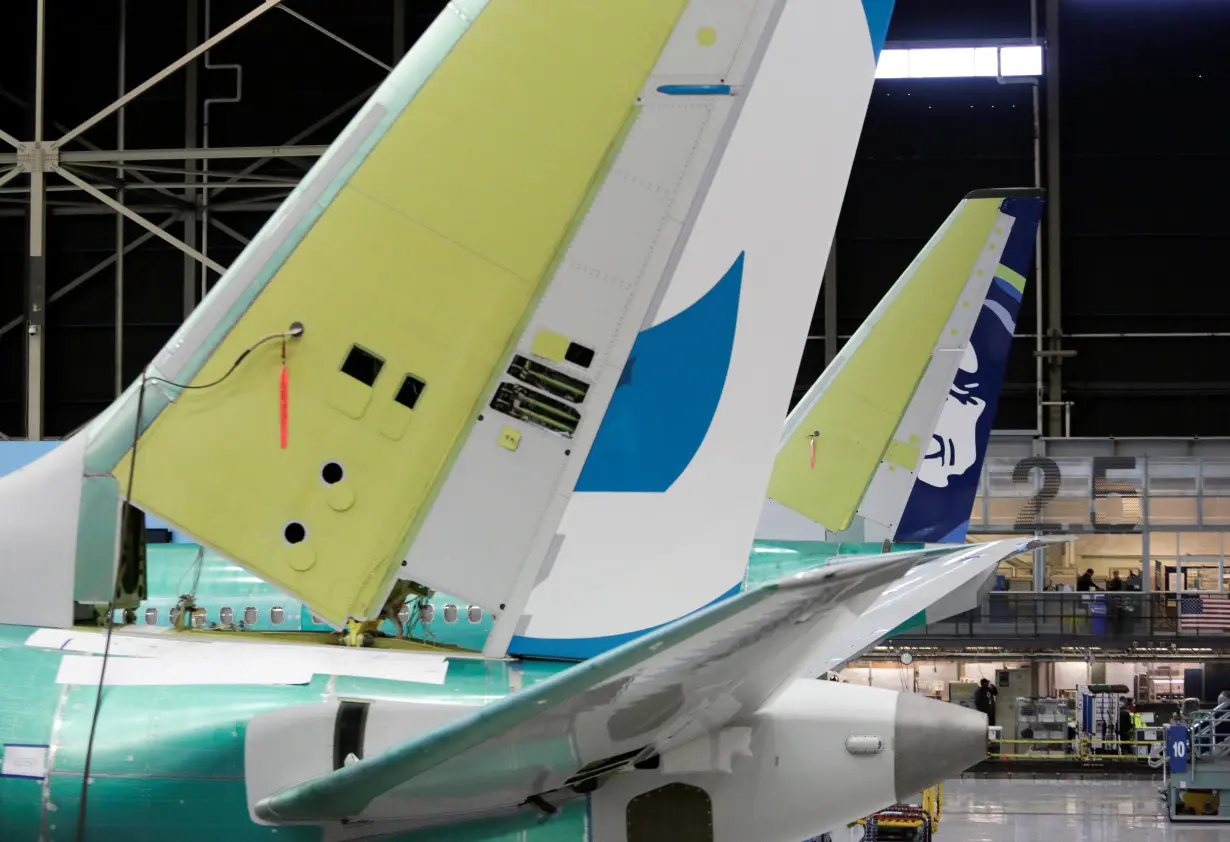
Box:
55, 166, 225, 274
0, 168, 23, 190
208, 89, 373, 198
54, 0, 284, 150
278, 5, 392, 71
823, 244, 837, 366
0, 128, 22, 149
185, 0, 202, 317
393, 0, 406, 61
1044, 0, 1064, 437
208, 216, 250, 246
25, 0, 48, 440
115, 0, 128, 397
0, 216, 180, 341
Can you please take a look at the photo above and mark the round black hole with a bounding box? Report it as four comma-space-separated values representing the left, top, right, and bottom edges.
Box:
321, 462, 344, 485
284, 522, 307, 544
478, 414, 484, 421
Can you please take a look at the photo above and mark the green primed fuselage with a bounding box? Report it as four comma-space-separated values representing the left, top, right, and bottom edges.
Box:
129, 540, 925, 652
0, 623, 587, 842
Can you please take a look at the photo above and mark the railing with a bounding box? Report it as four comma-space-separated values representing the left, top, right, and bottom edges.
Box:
1189, 700, 1230, 760
891, 591, 1230, 643
988, 737, 1163, 762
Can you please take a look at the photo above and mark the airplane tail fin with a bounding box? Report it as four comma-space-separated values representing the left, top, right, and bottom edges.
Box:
894, 193, 1043, 543
496, 0, 899, 660
760, 189, 1045, 543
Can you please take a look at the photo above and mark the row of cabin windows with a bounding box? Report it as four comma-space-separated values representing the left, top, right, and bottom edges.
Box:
137, 603, 486, 627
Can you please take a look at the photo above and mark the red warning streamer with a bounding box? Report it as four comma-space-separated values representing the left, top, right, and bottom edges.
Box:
279, 338, 289, 450
810, 437, 816, 470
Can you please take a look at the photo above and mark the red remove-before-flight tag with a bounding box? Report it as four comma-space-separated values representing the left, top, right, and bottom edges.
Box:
279, 363, 289, 450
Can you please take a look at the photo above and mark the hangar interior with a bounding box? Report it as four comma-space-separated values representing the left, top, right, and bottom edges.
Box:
1, 0, 1230, 839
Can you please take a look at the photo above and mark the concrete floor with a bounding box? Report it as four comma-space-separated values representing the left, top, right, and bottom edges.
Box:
933, 779, 1227, 842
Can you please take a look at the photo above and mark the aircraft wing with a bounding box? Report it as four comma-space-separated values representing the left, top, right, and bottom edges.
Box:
796, 536, 1072, 678
248, 550, 923, 825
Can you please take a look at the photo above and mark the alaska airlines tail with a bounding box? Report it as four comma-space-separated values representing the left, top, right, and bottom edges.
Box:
499, 0, 897, 660
893, 194, 1042, 543
759, 189, 1044, 544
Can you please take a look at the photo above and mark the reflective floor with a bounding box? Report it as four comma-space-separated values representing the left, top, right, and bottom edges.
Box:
933, 779, 1228, 842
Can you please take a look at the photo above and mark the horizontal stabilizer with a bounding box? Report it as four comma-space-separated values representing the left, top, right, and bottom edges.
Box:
250, 550, 925, 824
797, 536, 1072, 677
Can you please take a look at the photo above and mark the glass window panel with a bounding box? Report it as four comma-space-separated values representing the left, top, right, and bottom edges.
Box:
1147, 459, 1200, 496
1201, 461, 1230, 496
1149, 498, 1200, 527
1202, 497, 1230, 526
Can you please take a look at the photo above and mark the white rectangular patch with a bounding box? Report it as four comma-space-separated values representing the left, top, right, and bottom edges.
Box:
55, 655, 315, 687
2, 745, 48, 780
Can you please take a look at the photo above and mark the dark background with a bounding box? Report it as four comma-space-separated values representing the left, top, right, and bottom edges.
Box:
1, 0, 1227, 438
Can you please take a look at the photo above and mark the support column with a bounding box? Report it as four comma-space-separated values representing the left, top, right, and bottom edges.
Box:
393, 0, 406, 62
25, 0, 48, 440
1044, 0, 1064, 437
115, 0, 128, 396
823, 245, 837, 366
184, 0, 201, 317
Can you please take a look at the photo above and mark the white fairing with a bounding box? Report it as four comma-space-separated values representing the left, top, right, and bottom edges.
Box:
507, 0, 883, 657
0, 434, 89, 627
592, 681, 984, 842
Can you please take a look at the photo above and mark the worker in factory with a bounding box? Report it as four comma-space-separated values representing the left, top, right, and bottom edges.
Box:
1118, 699, 1136, 755
975, 678, 998, 727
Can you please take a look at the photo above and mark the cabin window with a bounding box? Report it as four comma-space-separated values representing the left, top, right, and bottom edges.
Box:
341, 345, 384, 386
271, 606, 285, 625
310, 612, 325, 625
169, 607, 181, 625
419, 603, 435, 625
397, 603, 411, 624
220, 607, 234, 625
123, 608, 136, 625
191, 608, 207, 628
145, 607, 158, 625
394, 375, 427, 410
243, 607, 257, 625
467, 606, 483, 624
443, 603, 458, 624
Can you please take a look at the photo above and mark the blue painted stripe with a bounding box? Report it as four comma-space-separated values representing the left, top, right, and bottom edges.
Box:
575, 252, 744, 493
657, 84, 733, 96
508, 582, 743, 661
992, 275, 1024, 302
861, 0, 896, 62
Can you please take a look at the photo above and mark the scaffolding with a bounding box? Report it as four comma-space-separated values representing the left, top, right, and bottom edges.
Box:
0, 0, 410, 438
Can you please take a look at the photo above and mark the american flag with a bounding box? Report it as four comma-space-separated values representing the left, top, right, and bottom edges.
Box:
1179, 594, 1230, 632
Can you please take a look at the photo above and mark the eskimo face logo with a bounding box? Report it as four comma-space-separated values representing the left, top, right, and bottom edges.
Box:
919, 343, 985, 488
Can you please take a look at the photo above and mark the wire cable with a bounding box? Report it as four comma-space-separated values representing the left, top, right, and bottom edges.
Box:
73, 321, 302, 842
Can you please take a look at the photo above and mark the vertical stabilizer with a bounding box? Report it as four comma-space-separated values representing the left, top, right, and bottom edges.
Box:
894, 193, 1043, 542
763, 190, 1045, 544
499, 0, 898, 660
4, 1, 722, 628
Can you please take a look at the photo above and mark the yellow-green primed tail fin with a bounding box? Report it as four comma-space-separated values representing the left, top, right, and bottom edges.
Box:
82, 1, 689, 625
767, 189, 1044, 534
